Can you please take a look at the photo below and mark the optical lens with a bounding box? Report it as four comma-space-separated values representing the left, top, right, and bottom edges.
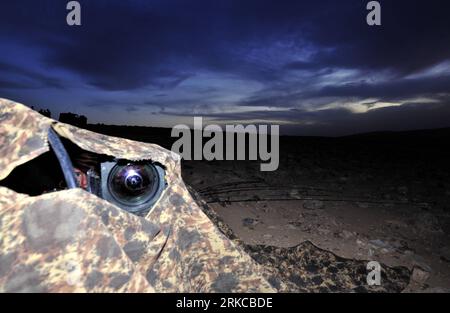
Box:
108, 163, 159, 206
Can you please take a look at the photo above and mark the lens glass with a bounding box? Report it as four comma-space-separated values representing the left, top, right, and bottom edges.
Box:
108, 163, 159, 206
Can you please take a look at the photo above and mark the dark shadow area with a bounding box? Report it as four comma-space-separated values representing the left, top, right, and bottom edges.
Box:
0, 151, 66, 196
0, 136, 113, 196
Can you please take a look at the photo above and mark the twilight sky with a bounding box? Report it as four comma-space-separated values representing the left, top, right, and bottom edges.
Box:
1, 0, 450, 136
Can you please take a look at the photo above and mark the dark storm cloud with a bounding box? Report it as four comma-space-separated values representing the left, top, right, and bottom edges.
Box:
291, 1, 450, 74
0, 0, 299, 90
0, 0, 450, 134
4, 0, 448, 89
0, 62, 65, 89
0, 79, 37, 90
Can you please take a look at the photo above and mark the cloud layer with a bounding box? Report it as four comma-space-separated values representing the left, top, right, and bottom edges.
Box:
0, 0, 449, 135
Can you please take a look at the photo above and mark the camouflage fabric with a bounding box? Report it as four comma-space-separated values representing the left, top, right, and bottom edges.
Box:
0, 188, 154, 292
0, 98, 274, 292
244, 243, 410, 293
0, 99, 52, 181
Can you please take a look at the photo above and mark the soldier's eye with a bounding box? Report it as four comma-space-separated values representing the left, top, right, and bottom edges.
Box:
100, 161, 166, 215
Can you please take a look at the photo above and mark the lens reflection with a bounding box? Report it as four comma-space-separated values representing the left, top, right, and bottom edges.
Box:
108, 163, 159, 206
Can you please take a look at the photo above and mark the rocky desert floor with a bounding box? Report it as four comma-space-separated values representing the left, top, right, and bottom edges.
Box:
86, 124, 450, 292
182, 133, 450, 292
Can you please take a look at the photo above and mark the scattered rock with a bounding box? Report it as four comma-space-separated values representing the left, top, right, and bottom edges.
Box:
391, 239, 413, 253
340, 230, 355, 239
402, 249, 415, 256
411, 267, 430, 284
369, 239, 392, 249
407, 254, 432, 272
356, 239, 367, 247
367, 239, 395, 254
286, 223, 300, 230
263, 234, 273, 239
242, 218, 260, 229
289, 190, 301, 199
303, 200, 325, 210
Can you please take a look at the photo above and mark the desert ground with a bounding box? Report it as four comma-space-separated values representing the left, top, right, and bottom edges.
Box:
182, 132, 450, 292
87, 125, 450, 292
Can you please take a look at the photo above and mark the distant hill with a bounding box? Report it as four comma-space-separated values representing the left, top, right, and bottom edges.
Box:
84, 123, 450, 147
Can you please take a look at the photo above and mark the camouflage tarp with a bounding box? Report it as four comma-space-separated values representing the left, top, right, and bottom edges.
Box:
0, 98, 275, 292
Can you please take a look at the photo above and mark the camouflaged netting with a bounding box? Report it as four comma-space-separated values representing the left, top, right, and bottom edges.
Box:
0, 98, 274, 292
0, 98, 411, 293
